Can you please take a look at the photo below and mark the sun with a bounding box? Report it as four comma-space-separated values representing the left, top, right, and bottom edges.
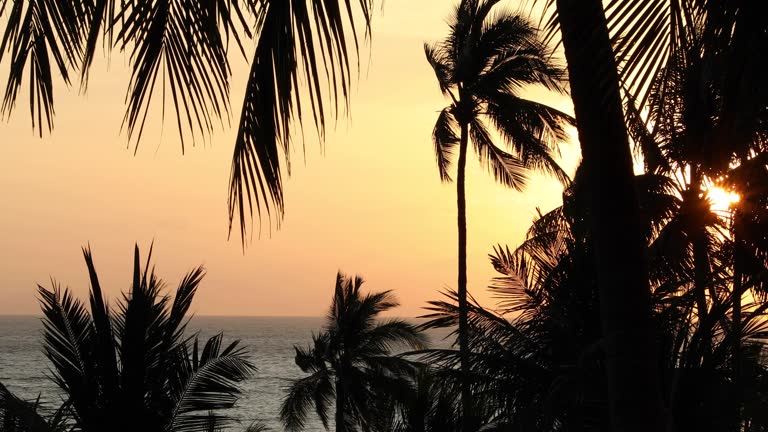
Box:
706, 186, 740, 211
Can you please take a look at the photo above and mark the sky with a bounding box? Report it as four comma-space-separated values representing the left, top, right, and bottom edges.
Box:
0, 0, 579, 317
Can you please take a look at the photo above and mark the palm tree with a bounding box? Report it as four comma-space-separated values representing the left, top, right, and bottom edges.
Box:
280, 272, 427, 432
0, 244, 257, 432
0, 0, 374, 241
531, 0, 671, 429
424, 1, 572, 426
384, 366, 463, 432
420, 166, 768, 430
521, 2, 767, 429
617, 5, 768, 424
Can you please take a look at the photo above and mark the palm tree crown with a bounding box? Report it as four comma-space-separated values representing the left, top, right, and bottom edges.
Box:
426, 1, 573, 188
24, 244, 256, 432
280, 272, 427, 432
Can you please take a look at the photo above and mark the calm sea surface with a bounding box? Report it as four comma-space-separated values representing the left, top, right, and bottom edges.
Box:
0, 316, 451, 431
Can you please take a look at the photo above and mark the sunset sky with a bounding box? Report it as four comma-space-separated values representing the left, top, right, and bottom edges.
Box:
0, 0, 579, 317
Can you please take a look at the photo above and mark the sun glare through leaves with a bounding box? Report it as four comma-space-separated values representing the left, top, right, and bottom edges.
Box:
707, 186, 740, 211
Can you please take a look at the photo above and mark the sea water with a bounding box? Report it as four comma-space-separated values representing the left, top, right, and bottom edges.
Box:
0, 316, 452, 431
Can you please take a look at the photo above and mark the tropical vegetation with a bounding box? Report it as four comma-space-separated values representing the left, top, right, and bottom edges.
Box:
1, 0, 767, 431
280, 272, 427, 432
0, 0, 374, 241
0, 245, 257, 432
424, 2, 572, 427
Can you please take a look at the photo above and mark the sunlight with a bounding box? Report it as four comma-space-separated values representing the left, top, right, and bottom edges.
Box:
707, 186, 740, 211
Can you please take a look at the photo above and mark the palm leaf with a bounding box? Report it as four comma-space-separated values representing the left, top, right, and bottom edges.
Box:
432, 107, 460, 182
469, 118, 528, 190
280, 370, 333, 432
229, 0, 374, 243
0, 0, 84, 135
168, 334, 256, 431
114, 0, 238, 152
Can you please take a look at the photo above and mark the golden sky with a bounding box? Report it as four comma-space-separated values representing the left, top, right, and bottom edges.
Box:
0, 0, 579, 316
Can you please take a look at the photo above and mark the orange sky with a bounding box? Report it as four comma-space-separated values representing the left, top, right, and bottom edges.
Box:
0, 0, 579, 317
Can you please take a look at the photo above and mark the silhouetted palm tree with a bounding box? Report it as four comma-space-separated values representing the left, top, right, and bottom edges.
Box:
421, 167, 768, 430
0, 244, 257, 432
384, 366, 463, 432
424, 2, 572, 427
618, 6, 768, 424
533, 0, 671, 428
0, 0, 374, 241
280, 272, 427, 432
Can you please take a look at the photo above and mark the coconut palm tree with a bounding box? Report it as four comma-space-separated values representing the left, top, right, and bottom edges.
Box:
530, 0, 673, 428
424, 1, 572, 426
420, 165, 768, 430
523, 1, 767, 429
0, 0, 374, 241
280, 272, 427, 432
0, 244, 257, 432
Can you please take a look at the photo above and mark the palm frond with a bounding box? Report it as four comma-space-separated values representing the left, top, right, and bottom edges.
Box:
469, 118, 528, 190
168, 334, 256, 431
473, 14, 567, 96
280, 370, 333, 432
0, 0, 85, 135
81, 245, 119, 404
0, 383, 70, 432
37, 281, 96, 425
114, 0, 237, 152
484, 95, 573, 185
433, 107, 460, 182
424, 43, 454, 95
363, 320, 429, 354
166, 265, 206, 347
536, 0, 700, 110
229, 0, 374, 243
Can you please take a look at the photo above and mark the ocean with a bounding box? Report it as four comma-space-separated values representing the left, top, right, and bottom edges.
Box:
0, 316, 452, 431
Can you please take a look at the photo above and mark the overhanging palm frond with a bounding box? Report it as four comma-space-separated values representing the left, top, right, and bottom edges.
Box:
536, 0, 713, 112
114, 0, 243, 152
229, 0, 374, 243
0, 0, 85, 135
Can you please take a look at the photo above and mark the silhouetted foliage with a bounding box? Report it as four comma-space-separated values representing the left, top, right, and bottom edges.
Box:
0, 244, 257, 432
0, 0, 374, 241
424, 2, 572, 428
280, 272, 427, 432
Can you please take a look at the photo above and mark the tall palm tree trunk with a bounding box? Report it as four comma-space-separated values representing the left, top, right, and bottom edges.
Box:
731, 213, 744, 432
692, 224, 712, 363
456, 120, 472, 431
690, 170, 712, 366
554, 1, 665, 430
336, 377, 344, 432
